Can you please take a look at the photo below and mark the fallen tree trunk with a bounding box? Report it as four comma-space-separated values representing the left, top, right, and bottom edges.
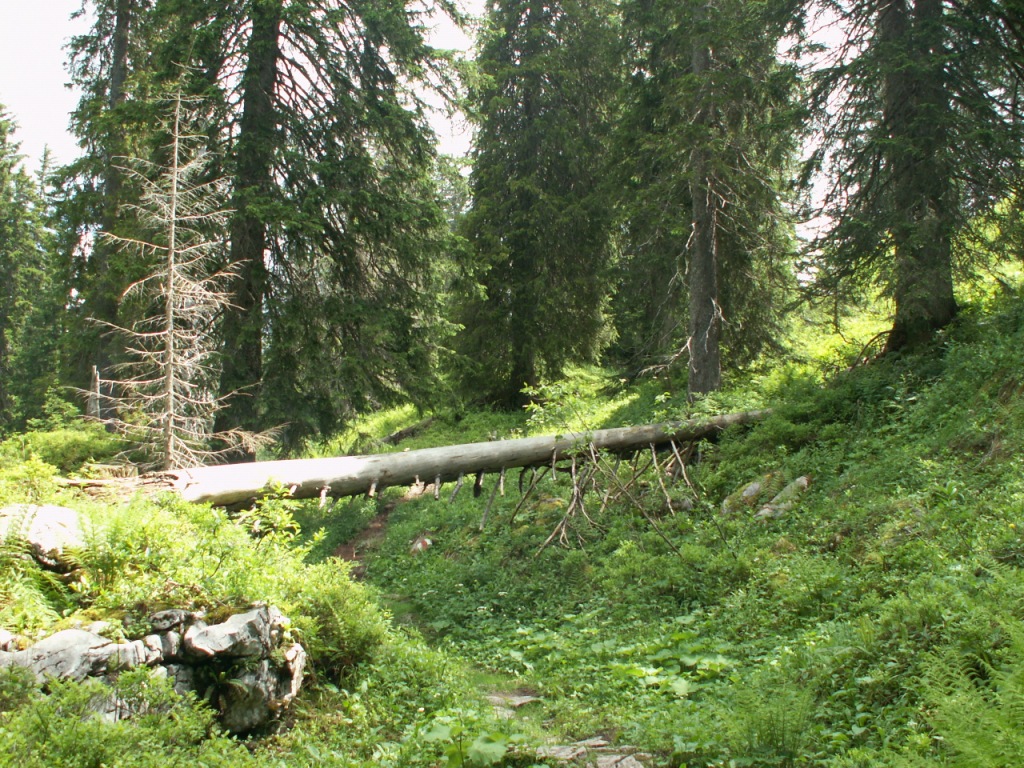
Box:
126, 409, 769, 506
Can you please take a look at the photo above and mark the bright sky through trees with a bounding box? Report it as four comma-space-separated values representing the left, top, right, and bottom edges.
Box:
0, 1, 478, 168
0, 1, 85, 166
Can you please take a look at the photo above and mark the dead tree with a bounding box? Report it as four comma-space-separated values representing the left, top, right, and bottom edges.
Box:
118, 409, 769, 505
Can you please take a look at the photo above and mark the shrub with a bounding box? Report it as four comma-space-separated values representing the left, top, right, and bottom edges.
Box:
0, 669, 253, 767
0, 423, 125, 475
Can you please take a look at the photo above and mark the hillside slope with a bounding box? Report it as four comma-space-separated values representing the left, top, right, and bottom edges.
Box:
354, 292, 1024, 767
2, 292, 1024, 766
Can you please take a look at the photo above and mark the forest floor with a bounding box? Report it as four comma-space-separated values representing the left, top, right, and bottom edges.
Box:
312, 289, 1024, 766
334, 492, 658, 767
332, 505, 392, 578
7, 289, 1024, 766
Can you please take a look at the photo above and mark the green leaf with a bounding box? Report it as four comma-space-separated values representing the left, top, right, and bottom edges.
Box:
423, 722, 453, 743
670, 677, 692, 698
467, 733, 509, 765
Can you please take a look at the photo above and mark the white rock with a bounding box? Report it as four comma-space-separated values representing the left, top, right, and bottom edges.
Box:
756, 476, 811, 520
0, 504, 84, 567
11, 629, 111, 682
536, 746, 587, 761
149, 609, 195, 632
0, 627, 16, 651
595, 756, 646, 768
282, 643, 306, 704
184, 606, 278, 658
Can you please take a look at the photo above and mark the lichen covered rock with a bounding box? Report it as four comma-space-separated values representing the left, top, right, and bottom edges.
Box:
0, 605, 305, 734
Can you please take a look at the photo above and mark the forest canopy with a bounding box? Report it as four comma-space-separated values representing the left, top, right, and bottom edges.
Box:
0, 0, 1022, 459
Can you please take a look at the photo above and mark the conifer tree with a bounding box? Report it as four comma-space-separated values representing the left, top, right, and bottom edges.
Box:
60, 0, 161, 398
0, 111, 61, 430
804, 0, 1024, 350
613, 0, 799, 396
61, 0, 461, 448
99, 90, 256, 469
460, 0, 619, 408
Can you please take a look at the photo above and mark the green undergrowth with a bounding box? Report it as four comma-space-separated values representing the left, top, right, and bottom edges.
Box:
5, 290, 1024, 766
0, 470, 520, 767
352, 289, 1024, 766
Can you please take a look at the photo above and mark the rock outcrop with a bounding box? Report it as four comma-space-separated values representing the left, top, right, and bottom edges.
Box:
0, 605, 305, 734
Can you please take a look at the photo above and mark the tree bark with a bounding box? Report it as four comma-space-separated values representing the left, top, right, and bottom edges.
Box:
87, 0, 135, 418
686, 17, 722, 399
215, 0, 282, 446
881, 0, 958, 352
133, 409, 769, 506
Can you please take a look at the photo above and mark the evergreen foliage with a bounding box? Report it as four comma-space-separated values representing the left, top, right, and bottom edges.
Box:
458, 0, 620, 408
803, 0, 1024, 351
61, 0, 461, 447
59, 0, 166, 398
611, 0, 800, 393
6, 0, 1024, 761
0, 112, 62, 432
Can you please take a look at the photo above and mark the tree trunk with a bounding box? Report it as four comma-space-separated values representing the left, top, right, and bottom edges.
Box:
215, 0, 282, 446
131, 409, 769, 506
881, 0, 958, 352
686, 19, 722, 399
87, 0, 135, 418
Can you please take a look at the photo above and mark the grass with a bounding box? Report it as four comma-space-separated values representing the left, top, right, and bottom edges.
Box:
354, 286, 1024, 766
4, 285, 1024, 765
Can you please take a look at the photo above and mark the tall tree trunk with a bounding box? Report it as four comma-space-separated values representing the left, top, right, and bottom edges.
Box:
882, 0, 958, 352
87, 0, 134, 417
216, 0, 282, 447
686, 28, 721, 399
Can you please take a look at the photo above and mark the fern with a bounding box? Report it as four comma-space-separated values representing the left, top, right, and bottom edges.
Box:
0, 508, 68, 634
920, 620, 1024, 767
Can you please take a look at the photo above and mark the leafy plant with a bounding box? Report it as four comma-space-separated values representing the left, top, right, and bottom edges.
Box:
0, 670, 251, 767
914, 619, 1024, 767
421, 711, 526, 767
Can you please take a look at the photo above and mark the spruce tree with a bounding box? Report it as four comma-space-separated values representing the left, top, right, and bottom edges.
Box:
805, 0, 1024, 351
613, 0, 800, 396
61, 0, 461, 448
0, 110, 61, 430
459, 0, 619, 408
60, 0, 161, 399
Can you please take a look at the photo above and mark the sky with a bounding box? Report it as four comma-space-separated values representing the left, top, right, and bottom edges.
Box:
0, 2, 476, 172
0, 1, 87, 169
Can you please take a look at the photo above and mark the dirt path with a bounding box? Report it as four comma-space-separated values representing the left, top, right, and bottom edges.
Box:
329, 495, 653, 767
331, 503, 393, 578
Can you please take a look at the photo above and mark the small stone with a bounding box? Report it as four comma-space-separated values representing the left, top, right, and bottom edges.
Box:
595, 756, 646, 768
282, 643, 306, 704
165, 663, 197, 697
536, 745, 587, 761
90, 639, 149, 671
149, 609, 192, 632
87, 621, 114, 636
158, 631, 182, 659
184, 606, 276, 658
504, 694, 540, 708
741, 481, 763, 500
755, 476, 811, 520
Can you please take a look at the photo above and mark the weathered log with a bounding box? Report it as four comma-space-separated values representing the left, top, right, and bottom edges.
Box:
123, 409, 768, 506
